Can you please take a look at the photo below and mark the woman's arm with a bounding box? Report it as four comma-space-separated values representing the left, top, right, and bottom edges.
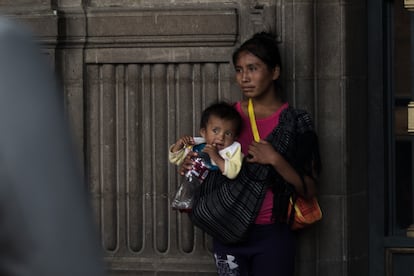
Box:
246, 140, 317, 198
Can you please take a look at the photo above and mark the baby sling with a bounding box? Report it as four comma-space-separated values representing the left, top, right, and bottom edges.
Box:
189, 106, 321, 244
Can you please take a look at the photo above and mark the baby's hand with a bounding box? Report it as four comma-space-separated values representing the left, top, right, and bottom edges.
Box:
202, 144, 225, 172
202, 144, 220, 161
171, 136, 194, 152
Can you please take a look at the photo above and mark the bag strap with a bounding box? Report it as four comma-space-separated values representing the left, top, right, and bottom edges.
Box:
248, 98, 260, 142
249, 98, 298, 226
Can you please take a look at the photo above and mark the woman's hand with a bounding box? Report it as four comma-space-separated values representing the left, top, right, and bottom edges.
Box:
247, 140, 317, 198
178, 151, 198, 176
246, 140, 280, 166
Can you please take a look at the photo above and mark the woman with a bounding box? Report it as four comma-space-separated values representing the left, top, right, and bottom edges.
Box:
181, 32, 321, 276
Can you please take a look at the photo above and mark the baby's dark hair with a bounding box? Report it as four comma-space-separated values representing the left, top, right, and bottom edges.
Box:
232, 32, 284, 98
200, 102, 243, 137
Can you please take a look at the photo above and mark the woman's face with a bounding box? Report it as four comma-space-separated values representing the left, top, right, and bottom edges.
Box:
234, 51, 279, 99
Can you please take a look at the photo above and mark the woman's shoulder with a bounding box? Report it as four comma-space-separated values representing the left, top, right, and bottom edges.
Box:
233, 100, 247, 117
280, 106, 315, 131
233, 99, 246, 108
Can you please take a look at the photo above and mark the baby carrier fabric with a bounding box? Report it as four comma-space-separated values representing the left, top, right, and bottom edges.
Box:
190, 107, 320, 244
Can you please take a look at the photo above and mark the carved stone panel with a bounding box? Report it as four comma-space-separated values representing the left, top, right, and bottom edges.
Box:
85, 61, 234, 274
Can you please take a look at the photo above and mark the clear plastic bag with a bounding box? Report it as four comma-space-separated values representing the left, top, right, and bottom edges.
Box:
172, 153, 211, 212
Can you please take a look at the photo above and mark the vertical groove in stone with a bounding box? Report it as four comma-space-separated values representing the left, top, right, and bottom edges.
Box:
152, 64, 170, 253
166, 63, 178, 253
86, 64, 103, 248
126, 64, 144, 253
202, 63, 219, 106
100, 64, 118, 252
115, 64, 126, 252
140, 64, 154, 253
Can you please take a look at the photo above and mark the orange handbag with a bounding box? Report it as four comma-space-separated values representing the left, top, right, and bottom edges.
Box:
287, 196, 322, 230
248, 98, 322, 230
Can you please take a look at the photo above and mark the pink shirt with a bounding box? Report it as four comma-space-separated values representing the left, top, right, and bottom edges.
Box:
235, 101, 289, 224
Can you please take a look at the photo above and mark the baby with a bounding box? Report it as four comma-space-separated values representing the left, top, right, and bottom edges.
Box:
169, 102, 243, 211
169, 102, 243, 179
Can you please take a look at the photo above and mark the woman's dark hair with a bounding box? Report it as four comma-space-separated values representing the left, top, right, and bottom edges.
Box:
232, 32, 284, 98
200, 102, 243, 137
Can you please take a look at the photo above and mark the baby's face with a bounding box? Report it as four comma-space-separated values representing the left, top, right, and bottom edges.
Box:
200, 115, 237, 151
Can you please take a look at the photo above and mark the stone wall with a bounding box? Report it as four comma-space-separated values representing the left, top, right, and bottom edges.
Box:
0, 0, 368, 275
